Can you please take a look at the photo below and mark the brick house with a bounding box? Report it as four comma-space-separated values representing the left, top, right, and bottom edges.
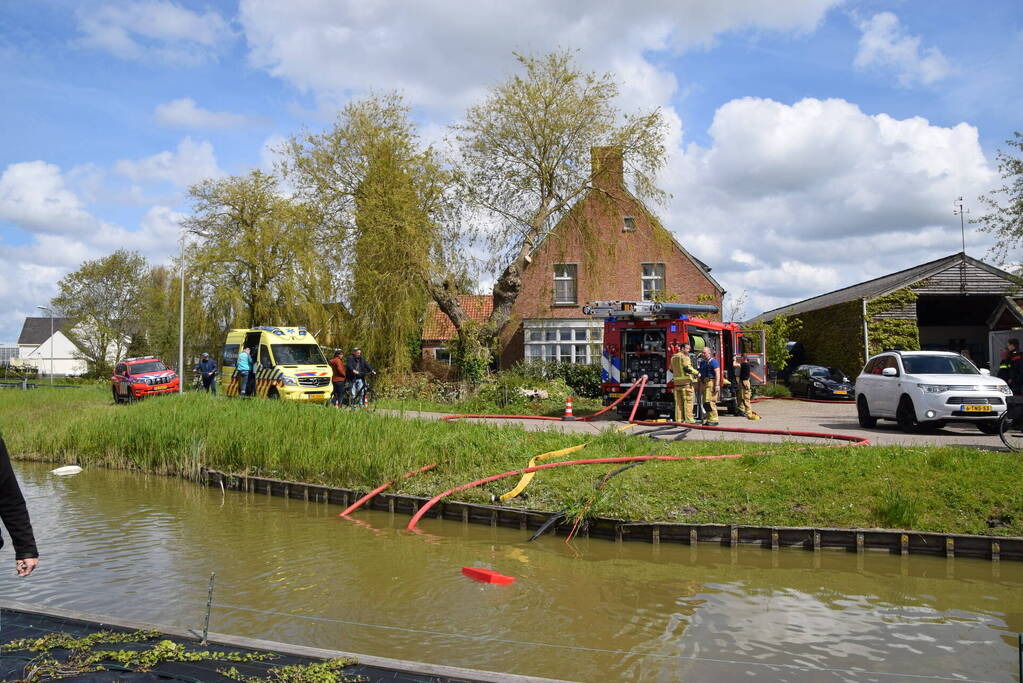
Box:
422, 295, 493, 363
422, 147, 724, 368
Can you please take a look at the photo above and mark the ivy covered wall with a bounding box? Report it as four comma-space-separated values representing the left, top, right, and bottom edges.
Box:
865, 288, 920, 356
789, 300, 865, 374
787, 287, 920, 374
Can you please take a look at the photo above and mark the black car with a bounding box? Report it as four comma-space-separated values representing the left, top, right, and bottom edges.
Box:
787, 364, 855, 400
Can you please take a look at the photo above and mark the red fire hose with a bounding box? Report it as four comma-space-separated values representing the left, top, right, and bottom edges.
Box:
406, 452, 744, 532
346, 375, 868, 523
339, 462, 439, 517
757, 396, 855, 405
439, 375, 650, 424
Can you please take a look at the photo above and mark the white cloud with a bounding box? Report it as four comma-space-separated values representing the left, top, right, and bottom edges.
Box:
855, 12, 952, 87
0, 161, 105, 235
115, 136, 223, 188
658, 97, 995, 317
0, 156, 190, 340
76, 0, 234, 65
238, 0, 840, 115
258, 135, 287, 172
155, 98, 260, 129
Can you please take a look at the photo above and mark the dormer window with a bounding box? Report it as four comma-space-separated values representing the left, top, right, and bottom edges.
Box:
623, 216, 636, 232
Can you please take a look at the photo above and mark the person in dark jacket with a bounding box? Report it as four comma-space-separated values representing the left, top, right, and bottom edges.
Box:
193, 352, 218, 395
345, 348, 376, 402
1008, 339, 1023, 395
0, 438, 39, 577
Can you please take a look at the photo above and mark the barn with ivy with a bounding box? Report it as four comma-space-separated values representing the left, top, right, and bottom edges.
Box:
754, 252, 1023, 375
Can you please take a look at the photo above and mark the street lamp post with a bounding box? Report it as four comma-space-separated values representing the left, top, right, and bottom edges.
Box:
178, 229, 186, 393
36, 305, 53, 385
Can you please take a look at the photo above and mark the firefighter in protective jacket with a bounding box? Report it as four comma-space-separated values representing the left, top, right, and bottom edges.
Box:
670, 342, 699, 423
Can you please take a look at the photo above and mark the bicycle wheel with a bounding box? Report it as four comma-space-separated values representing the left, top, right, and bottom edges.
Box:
998, 411, 1023, 451
362, 386, 375, 411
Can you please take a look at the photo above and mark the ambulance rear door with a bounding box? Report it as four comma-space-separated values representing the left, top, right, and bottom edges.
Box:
738, 329, 767, 386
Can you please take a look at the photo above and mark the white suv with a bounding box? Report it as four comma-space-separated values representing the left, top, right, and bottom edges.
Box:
855, 351, 1010, 433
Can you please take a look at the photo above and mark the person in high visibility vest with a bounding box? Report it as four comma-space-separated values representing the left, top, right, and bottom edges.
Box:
697, 346, 721, 426
670, 342, 699, 423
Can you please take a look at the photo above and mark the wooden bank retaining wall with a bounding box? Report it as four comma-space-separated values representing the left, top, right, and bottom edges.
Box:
200, 469, 1023, 562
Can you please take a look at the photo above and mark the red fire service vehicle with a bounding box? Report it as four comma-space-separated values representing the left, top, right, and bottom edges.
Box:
583, 300, 767, 419
111, 356, 180, 403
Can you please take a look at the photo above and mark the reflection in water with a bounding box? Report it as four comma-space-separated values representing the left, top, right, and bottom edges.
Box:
3, 462, 1021, 682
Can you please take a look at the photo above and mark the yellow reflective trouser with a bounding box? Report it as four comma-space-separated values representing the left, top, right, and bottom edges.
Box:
701, 380, 719, 422
673, 383, 694, 423
737, 379, 752, 415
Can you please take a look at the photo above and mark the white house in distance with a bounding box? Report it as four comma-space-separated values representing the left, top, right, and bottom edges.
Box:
16, 317, 89, 376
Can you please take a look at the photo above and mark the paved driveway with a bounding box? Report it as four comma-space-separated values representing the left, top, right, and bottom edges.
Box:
733, 398, 1006, 449
388, 400, 1008, 450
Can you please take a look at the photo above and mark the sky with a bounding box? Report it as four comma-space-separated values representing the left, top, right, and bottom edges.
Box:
1, 0, 1022, 342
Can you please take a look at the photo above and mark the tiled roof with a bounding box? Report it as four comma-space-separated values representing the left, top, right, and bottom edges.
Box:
422, 295, 493, 341
17, 317, 71, 345
755, 253, 1020, 321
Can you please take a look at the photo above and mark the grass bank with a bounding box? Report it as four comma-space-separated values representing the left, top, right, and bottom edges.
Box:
374, 395, 602, 416
2, 387, 1021, 537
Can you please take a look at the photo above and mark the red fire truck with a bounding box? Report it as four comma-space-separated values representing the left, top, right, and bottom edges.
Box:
583, 300, 767, 419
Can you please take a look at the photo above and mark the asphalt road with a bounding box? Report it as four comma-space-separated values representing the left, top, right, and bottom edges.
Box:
386, 399, 1008, 449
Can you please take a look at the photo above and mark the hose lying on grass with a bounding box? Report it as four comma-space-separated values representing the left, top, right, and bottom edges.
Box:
342, 374, 870, 523
406, 452, 746, 532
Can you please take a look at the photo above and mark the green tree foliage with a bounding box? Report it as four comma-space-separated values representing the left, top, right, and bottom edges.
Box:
134, 265, 217, 374
283, 93, 455, 375
977, 132, 1023, 268
749, 312, 803, 372
51, 249, 148, 375
443, 50, 667, 363
183, 170, 333, 332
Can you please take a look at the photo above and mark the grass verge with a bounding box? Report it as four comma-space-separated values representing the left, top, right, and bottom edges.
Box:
1, 387, 1021, 536
374, 395, 602, 416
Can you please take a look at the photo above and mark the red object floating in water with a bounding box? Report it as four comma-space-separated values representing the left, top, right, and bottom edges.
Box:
462, 567, 516, 584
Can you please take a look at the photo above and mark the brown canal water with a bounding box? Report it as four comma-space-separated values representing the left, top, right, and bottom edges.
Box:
4, 462, 1022, 682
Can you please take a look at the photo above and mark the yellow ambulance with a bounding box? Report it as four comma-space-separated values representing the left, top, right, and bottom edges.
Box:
221, 326, 332, 403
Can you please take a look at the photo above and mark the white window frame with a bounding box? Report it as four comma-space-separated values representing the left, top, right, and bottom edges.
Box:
641, 263, 665, 301
553, 263, 578, 305
523, 319, 603, 364
623, 216, 636, 232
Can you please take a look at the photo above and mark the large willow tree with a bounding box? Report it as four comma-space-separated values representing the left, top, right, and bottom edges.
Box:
283, 93, 455, 374
183, 170, 333, 332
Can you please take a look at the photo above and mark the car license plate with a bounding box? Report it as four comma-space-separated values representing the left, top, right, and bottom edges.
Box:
834, 390, 848, 395
962, 404, 991, 412
609, 392, 623, 398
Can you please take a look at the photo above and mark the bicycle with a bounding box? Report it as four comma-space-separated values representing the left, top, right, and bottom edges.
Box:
997, 395, 1023, 451
337, 378, 375, 410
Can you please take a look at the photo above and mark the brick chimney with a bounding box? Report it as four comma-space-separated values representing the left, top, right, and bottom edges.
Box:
591, 146, 623, 191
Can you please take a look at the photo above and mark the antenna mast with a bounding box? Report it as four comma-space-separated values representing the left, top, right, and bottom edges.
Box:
953, 197, 970, 294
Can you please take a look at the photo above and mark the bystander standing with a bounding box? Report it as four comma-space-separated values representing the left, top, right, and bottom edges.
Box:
0, 437, 38, 577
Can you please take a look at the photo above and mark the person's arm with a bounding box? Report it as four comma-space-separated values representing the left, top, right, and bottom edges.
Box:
0, 439, 38, 575
714, 360, 721, 391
